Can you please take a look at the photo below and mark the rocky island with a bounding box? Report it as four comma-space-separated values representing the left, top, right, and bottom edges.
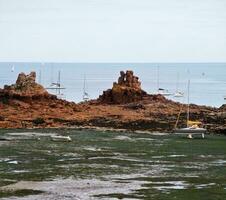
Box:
0, 70, 225, 134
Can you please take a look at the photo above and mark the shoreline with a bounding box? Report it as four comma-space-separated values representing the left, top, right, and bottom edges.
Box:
0, 125, 221, 137
0, 71, 225, 135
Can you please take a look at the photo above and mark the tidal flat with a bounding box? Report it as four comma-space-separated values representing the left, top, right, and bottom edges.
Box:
0, 129, 226, 199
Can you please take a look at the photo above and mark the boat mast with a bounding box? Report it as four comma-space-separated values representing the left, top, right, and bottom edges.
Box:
38, 69, 42, 84
187, 79, 190, 127
57, 70, 61, 95
83, 74, 86, 96
157, 65, 159, 93
176, 72, 179, 92
83, 74, 89, 101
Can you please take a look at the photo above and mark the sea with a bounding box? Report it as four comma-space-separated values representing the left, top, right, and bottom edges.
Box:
0, 62, 226, 107
0, 129, 226, 199
0, 64, 226, 199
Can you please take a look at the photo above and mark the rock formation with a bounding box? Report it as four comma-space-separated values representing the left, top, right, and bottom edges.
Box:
0, 72, 53, 100
98, 70, 147, 104
0, 70, 224, 134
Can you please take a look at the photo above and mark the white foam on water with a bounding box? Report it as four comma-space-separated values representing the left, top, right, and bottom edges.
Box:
114, 136, 132, 141
212, 159, 226, 165
12, 170, 30, 173
7, 160, 18, 164
83, 147, 103, 152
152, 181, 189, 191
0, 158, 11, 162
196, 183, 216, 189
6, 132, 58, 137
168, 155, 186, 158
1, 177, 147, 200
152, 156, 165, 159
135, 138, 155, 141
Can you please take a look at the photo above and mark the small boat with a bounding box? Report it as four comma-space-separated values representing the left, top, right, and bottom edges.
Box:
174, 91, 184, 98
83, 75, 89, 101
11, 65, 15, 72
158, 88, 172, 96
174, 73, 184, 98
50, 135, 72, 142
155, 66, 172, 97
174, 121, 206, 139
174, 80, 206, 139
45, 70, 66, 99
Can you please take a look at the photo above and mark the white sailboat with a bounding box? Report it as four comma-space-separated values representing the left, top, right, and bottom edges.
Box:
45, 70, 66, 99
174, 80, 206, 139
158, 88, 172, 96
11, 65, 15, 72
83, 75, 89, 102
156, 66, 172, 96
174, 73, 184, 98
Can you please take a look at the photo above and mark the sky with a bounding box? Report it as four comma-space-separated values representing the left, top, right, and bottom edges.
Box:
0, 0, 226, 62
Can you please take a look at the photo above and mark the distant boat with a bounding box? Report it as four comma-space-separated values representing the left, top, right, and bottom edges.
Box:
50, 135, 72, 142
224, 96, 226, 100
174, 72, 184, 98
174, 80, 206, 139
156, 66, 172, 96
45, 70, 66, 99
11, 65, 15, 72
83, 75, 89, 101
158, 88, 172, 96
174, 91, 184, 98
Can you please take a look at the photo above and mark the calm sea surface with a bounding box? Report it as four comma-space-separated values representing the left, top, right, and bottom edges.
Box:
0, 129, 226, 199
0, 62, 226, 107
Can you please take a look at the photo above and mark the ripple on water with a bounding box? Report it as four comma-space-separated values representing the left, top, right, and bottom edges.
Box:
167, 155, 186, 158
7, 160, 18, 164
1, 177, 148, 200
114, 136, 132, 141
195, 183, 216, 189
152, 181, 189, 191
212, 159, 226, 166
6, 132, 58, 137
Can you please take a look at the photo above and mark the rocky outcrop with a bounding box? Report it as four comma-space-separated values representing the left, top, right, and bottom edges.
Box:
98, 70, 147, 104
0, 72, 54, 101
0, 70, 225, 134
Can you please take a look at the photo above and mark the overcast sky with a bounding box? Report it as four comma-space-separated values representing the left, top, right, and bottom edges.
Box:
0, 0, 225, 62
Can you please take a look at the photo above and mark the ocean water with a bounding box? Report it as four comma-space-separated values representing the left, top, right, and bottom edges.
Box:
0, 62, 226, 107
0, 129, 226, 199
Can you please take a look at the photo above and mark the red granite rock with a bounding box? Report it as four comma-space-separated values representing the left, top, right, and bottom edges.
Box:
98, 70, 147, 104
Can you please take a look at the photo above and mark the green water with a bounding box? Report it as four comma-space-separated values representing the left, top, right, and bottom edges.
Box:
0, 129, 226, 199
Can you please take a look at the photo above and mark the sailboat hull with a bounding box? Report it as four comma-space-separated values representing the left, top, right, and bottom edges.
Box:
174, 128, 206, 134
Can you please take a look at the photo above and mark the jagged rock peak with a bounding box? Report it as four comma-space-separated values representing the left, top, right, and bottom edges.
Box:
98, 70, 147, 104
16, 71, 36, 86
2, 71, 49, 97
117, 70, 141, 90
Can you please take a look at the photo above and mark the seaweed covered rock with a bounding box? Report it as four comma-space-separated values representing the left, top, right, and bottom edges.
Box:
98, 70, 147, 104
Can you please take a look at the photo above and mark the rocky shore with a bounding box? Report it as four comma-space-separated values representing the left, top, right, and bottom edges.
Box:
0, 71, 225, 134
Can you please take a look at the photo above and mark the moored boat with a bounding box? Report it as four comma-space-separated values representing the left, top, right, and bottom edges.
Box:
174, 80, 206, 139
